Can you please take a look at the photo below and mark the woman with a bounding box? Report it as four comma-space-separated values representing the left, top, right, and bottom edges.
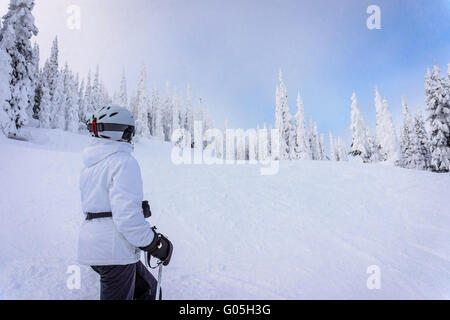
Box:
77, 105, 173, 300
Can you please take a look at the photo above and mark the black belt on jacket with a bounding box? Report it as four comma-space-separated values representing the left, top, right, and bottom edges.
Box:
86, 212, 113, 221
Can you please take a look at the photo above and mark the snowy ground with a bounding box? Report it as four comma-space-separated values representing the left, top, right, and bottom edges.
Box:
0, 127, 449, 300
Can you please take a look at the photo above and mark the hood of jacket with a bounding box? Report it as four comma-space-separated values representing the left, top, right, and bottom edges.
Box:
82, 138, 134, 168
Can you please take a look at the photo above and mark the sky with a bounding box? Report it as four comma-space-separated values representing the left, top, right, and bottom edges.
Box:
1, 0, 449, 141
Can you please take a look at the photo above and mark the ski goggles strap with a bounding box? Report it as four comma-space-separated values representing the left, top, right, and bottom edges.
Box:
87, 122, 135, 142
88, 123, 135, 134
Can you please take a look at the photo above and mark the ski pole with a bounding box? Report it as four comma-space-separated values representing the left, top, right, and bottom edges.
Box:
156, 264, 163, 300
145, 252, 163, 300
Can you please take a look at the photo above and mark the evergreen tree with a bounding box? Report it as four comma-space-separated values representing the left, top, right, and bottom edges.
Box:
31, 42, 40, 118
309, 120, 320, 160
400, 97, 415, 169
184, 84, 194, 147
275, 69, 292, 160
98, 82, 111, 108
77, 78, 86, 125
374, 87, 401, 164
337, 137, 348, 161
0, 0, 39, 133
258, 123, 269, 161
38, 83, 51, 128
52, 71, 66, 129
294, 91, 310, 160
236, 129, 246, 161
366, 127, 379, 163
0, 46, 13, 136
413, 109, 431, 170
129, 94, 137, 120
425, 63, 450, 172
329, 132, 337, 161
119, 70, 128, 107
134, 65, 150, 138
64, 64, 79, 132
374, 86, 383, 157
42, 37, 59, 101
162, 81, 173, 141
151, 86, 164, 139
91, 65, 100, 110
349, 92, 370, 162
171, 87, 183, 146
318, 134, 326, 160
83, 70, 94, 120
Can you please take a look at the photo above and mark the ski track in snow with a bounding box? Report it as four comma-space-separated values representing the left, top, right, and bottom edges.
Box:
0, 128, 449, 300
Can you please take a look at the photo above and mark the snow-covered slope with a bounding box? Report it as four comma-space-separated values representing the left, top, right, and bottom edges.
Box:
1, 128, 449, 300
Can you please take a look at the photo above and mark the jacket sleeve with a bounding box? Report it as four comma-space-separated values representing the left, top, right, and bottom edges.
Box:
109, 155, 155, 248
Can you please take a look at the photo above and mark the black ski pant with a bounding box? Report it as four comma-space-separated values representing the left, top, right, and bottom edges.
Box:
91, 261, 161, 300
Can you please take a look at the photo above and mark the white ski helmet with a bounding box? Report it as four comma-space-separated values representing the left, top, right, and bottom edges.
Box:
87, 105, 136, 142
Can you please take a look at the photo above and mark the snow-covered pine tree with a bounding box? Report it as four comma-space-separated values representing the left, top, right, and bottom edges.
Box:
128, 94, 137, 121
329, 132, 337, 161
37, 83, 51, 129
275, 69, 292, 160
134, 65, 150, 138
223, 119, 229, 160
294, 91, 310, 160
119, 70, 128, 107
319, 134, 326, 160
151, 86, 164, 140
197, 98, 213, 149
31, 42, 40, 118
162, 81, 173, 141
41, 37, 59, 104
249, 124, 258, 162
52, 71, 66, 130
366, 128, 379, 163
0, 45, 13, 136
98, 83, 111, 109
412, 109, 431, 171
184, 84, 194, 147
337, 137, 348, 161
0, 0, 39, 134
83, 70, 94, 120
77, 78, 86, 126
382, 97, 401, 164
258, 123, 269, 161
290, 119, 298, 160
314, 123, 320, 160
236, 129, 246, 161
308, 119, 315, 160
400, 96, 415, 169
309, 121, 320, 160
349, 92, 370, 162
171, 87, 183, 146
374, 87, 401, 164
425, 63, 450, 172
91, 65, 100, 110
268, 123, 273, 159
63, 64, 79, 133
374, 86, 383, 158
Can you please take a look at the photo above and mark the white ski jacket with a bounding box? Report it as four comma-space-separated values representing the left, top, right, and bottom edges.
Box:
77, 139, 154, 266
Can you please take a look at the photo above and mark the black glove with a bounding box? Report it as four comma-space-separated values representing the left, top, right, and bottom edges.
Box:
140, 227, 173, 266
142, 201, 152, 219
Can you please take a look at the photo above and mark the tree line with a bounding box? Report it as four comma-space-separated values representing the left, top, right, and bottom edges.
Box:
272, 66, 450, 173
1, 1, 448, 173
0, 0, 213, 147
